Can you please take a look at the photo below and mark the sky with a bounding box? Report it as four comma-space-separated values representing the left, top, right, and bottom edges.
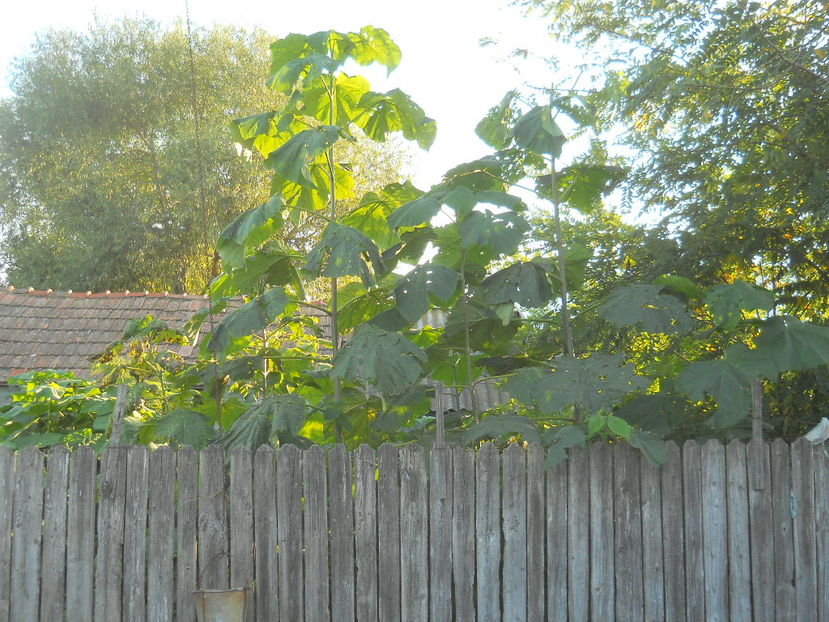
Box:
0, 0, 572, 189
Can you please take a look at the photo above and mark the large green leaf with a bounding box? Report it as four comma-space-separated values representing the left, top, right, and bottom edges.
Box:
343, 181, 423, 247
394, 263, 459, 322
265, 126, 343, 188
458, 210, 530, 256
475, 90, 518, 150
358, 88, 436, 149
504, 354, 648, 414
338, 289, 396, 331
511, 105, 565, 157
330, 324, 426, 396
304, 223, 384, 286
614, 393, 692, 435
705, 281, 774, 330
222, 402, 272, 451
387, 193, 443, 229
301, 73, 371, 124
599, 285, 694, 334
676, 353, 756, 428
481, 262, 553, 308
556, 163, 625, 213
754, 316, 829, 371
209, 287, 290, 354
544, 426, 587, 468
217, 196, 285, 268
154, 409, 215, 449
462, 413, 540, 445
628, 430, 668, 466
211, 244, 305, 299
269, 394, 310, 443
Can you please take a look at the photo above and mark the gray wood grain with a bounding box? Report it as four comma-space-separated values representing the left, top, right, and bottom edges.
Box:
701, 440, 728, 621
429, 445, 453, 621
199, 444, 229, 590
589, 443, 614, 621
147, 446, 176, 622
400, 443, 428, 622
66, 447, 97, 621
123, 445, 149, 622
747, 440, 775, 622
0, 447, 13, 622
329, 444, 355, 622
176, 446, 198, 622
378, 444, 401, 622
476, 442, 501, 622
526, 443, 545, 622
10, 447, 44, 622
682, 441, 704, 622
814, 444, 829, 622
276, 444, 303, 622
791, 438, 817, 622
640, 447, 665, 622
502, 444, 527, 622
354, 445, 378, 622
94, 446, 127, 622
39, 446, 69, 621
661, 442, 686, 622
725, 441, 752, 622
614, 445, 644, 622
568, 446, 589, 622
770, 438, 795, 621
452, 445, 476, 622
253, 445, 278, 622
303, 445, 330, 622
546, 452, 568, 622
229, 447, 255, 622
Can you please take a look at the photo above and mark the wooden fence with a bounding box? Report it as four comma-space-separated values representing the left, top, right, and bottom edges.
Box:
0, 439, 826, 621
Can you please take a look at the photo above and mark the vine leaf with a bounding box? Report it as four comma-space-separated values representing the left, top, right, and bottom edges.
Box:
482, 261, 553, 308
754, 316, 829, 371
210, 287, 290, 354
330, 324, 426, 395
154, 409, 215, 449
705, 281, 774, 330
217, 196, 285, 268
600, 285, 694, 334
511, 105, 565, 157
304, 223, 384, 286
394, 263, 459, 322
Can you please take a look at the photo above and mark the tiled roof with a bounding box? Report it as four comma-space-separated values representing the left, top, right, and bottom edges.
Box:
0, 287, 211, 379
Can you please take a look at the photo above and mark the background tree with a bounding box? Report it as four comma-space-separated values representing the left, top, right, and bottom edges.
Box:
0, 18, 406, 293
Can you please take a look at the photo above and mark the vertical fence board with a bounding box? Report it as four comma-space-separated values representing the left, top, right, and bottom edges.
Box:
400, 444, 428, 622
476, 442, 501, 622
770, 438, 795, 621
39, 446, 69, 621
253, 445, 278, 622
355, 445, 378, 622
640, 449, 665, 622
430, 446, 453, 621
567, 447, 589, 621
277, 445, 303, 622
176, 446, 198, 622
748, 440, 774, 622
378, 444, 400, 622
147, 447, 176, 622
230, 447, 254, 622
701, 440, 728, 621
452, 446, 476, 622
303, 445, 330, 622
589, 443, 614, 621
199, 445, 229, 590
10, 447, 44, 622
330, 445, 355, 622
526, 444, 545, 622
814, 444, 829, 622
66, 447, 96, 621
502, 444, 527, 622
95, 446, 127, 622
614, 445, 644, 622
682, 442, 705, 621
0, 447, 12, 622
661, 442, 686, 622
547, 455, 568, 622
123, 445, 149, 622
791, 438, 817, 622
726, 441, 752, 622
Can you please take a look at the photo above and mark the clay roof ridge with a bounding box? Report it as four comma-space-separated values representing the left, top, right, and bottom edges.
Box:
4, 286, 208, 300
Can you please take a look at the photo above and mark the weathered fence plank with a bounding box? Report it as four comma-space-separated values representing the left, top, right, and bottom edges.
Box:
682, 441, 705, 622
568, 447, 589, 621
253, 445, 278, 622
276, 445, 303, 622
748, 439, 775, 622
355, 445, 378, 622
725, 441, 752, 622
589, 443, 614, 621
378, 444, 400, 622
814, 443, 829, 622
502, 444, 527, 622
94, 446, 127, 622
661, 442, 686, 622
452, 445, 476, 622
476, 442, 501, 622
770, 438, 796, 620
303, 445, 330, 622
614, 445, 644, 622
526, 443, 545, 622
10, 447, 44, 622
329, 444, 355, 622
229, 447, 254, 622
123, 445, 149, 622
65, 447, 96, 621
147, 446, 176, 622
400, 444, 428, 622
640, 448, 665, 622
176, 446, 198, 622
429, 445, 453, 621
0, 447, 13, 622
791, 438, 817, 622
547, 454, 568, 622
38, 446, 69, 621
701, 440, 728, 621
